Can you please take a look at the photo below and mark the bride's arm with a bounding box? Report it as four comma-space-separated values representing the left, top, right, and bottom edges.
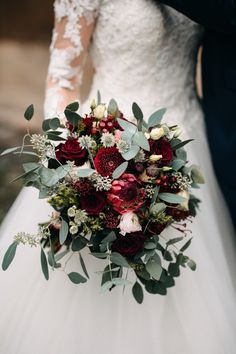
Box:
44, 0, 99, 118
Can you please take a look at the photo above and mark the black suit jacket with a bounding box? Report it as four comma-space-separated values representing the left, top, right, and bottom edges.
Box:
157, 0, 236, 230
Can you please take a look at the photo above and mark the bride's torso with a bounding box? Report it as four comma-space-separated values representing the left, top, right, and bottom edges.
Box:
83, 0, 203, 128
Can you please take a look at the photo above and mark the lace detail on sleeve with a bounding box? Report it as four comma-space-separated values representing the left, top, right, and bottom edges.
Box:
44, 0, 100, 118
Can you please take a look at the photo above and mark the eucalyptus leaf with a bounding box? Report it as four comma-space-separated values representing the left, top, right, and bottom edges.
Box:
176, 148, 187, 162
24, 104, 34, 121
49, 117, 61, 130
145, 280, 167, 295
97, 90, 101, 105
190, 165, 205, 184
117, 118, 137, 137
180, 238, 192, 252
108, 98, 118, 115
54, 249, 70, 262
14, 151, 38, 157
47, 132, 66, 141
171, 139, 194, 150
0, 146, 21, 156
112, 161, 128, 179
171, 159, 185, 171
168, 262, 180, 277
40, 248, 49, 280
132, 281, 144, 304
2, 242, 18, 271
66, 101, 79, 111
133, 131, 150, 151
77, 168, 96, 177
79, 252, 89, 279
10, 165, 40, 183
64, 109, 82, 127
150, 202, 166, 215
187, 259, 197, 271
111, 252, 129, 268
146, 259, 162, 280
148, 108, 166, 128
166, 237, 184, 246
101, 231, 117, 244
42, 119, 51, 132
68, 272, 87, 284
72, 236, 87, 251
158, 192, 186, 204
144, 242, 156, 250
122, 145, 140, 160
59, 219, 69, 245
151, 186, 160, 204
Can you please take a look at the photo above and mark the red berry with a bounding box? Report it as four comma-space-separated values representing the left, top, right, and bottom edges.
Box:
107, 122, 113, 128
102, 128, 109, 133
155, 179, 161, 185
91, 128, 97, 134
99, 121, 106, 128
170, 176, 176, 183
161, 175, 167, 182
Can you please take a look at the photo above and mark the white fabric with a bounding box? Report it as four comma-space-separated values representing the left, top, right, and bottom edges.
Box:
0, 1, 236, 353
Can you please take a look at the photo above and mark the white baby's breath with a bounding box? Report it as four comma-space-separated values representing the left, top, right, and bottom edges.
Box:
101, 132, 115, 147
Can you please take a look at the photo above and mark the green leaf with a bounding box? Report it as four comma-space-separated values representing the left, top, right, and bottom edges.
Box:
59, 219, 69, 245
79, 253, 89, 279
97, 90, 101, 105
47, 132, 66, 141
68, 272, 87, 284
158, 192, 186, 204
77, 168, 96, 177
148, 108, 166, 128
49, 117, 60, 130
180, 238, 192, 252
108, 98, 119, 115
90, 252, 108, 259
150, 202, 166, 215
111, 252, 129, 268
166, 237, 184, 246
117, 118, 137, 137
132, 102, 143, 130
14, 151, 38, 157
2, 242, 18, 271
187, 259, 197, 271
54, 249, 69, 262
101, 231, 117, 244
66, 101, 79, 111
0, 146, 21, 156
144, 242, 156, 250
72, 237, 87, 251
40, 248, 49, 280
101, 277, 131, 292
122, 145, 140, 160
171, 159, 185, 171
64, 109, 82, 127
132, 131, 150, 151
190, 165, 205, 184
151, 186, 160, 204
24, 104, 34, 121
132, 281, 144, 304
40, 165, 70, 187
42, 119, 51, 131
10, 164, 40, 183
112, 161, 128, 179
171, 139, 194, 150
175, 148, 187, 162
146, 258, 162, 280
168, 262, 180, 277
145, 280, 167, 295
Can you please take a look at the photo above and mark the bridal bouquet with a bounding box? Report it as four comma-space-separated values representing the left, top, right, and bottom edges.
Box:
1, 95, 204, 303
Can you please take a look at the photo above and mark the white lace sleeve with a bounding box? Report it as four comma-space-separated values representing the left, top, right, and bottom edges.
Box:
44, 0, 100, 118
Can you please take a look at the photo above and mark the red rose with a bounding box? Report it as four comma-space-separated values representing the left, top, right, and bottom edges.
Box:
149, 138, 173, 166
112, 231, 146, 256
94, 147, 124, 177
108, 173, 146, 214
55, 138, 88, 166
80, 192, 106, 215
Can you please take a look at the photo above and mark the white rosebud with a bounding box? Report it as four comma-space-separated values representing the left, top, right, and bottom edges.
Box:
177, 190, 190, 210
69, 225, 79, 235
119, 211, 142, 236
144, 132, 150, 139
150, 127, 165, 140
173, 128, 182, 138
93, 104, 106, 119
149, 154, 163, 162
68, 206, 76, 217
162, 166, 172, 171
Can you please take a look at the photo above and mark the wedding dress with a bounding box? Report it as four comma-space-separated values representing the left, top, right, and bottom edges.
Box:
0, 1, 236, 353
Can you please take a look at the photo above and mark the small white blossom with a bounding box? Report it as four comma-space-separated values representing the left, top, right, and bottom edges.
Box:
116, 140, 130, 154
70, 225, 79, 235
101, 132, 115, 147
149, 154, 163, 162
30, 134, 55, 160
74, 209, 88, 226
150, 127, 165, 140
78, 135, 96, 149
68, 206, 76, 217
90, 173, 112, 191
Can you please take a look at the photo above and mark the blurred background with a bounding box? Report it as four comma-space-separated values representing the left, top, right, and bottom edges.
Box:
0, 0, 54, 222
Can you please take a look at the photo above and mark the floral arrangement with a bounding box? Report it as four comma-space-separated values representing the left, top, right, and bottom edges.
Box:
1, 95, 204, 303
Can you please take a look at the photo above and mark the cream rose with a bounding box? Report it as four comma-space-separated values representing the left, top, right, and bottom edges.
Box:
150, 127, 165, 140
177, 190, 190, 211
119, 211, 142, 236
93, 104, 106, 119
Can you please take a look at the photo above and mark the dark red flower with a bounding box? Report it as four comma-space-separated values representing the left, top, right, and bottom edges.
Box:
80, 192, 106, 215
55, 138, 88, 166
148, 222, 167, 235
112, 231, 146, 256
103, 210, 120, 229
72, 179, 93, 196
166, 207, 190, 222
149, 138, 173, 166
83, 115, 94, 134
94, 147, 124, 177
108, 173, 146, 214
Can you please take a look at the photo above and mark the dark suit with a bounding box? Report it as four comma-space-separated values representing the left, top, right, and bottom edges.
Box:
157, 0, 236, 230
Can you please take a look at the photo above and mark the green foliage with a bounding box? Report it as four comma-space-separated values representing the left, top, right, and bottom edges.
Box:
121, 145, 140, 160
108, 98, 118, 116
158, 192, 186, 204
40, 248, 49, 280
72, 237, 87, 252
59, 219, 69, 245
24, 104, 34, 121
132, 281, 144, 304
68, 272, 87, 284
77, 168, 95, 177
132, 131, 150, 151
79, 253, 89, 279
2, 242, 18, 271
171, 139, 194, 150
111, 252, 129, 268
148, 108, 166, 128
112, 161, 128, 179
171, 158, 185, 171
146, 258, 162, 280
66, 101, 79, 111
64, 109, 82, 127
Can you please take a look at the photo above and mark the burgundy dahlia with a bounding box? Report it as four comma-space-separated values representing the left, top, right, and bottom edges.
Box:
103, 210, 120, 229
149, 138, 173, 166
94, 147, 124, 177
72, 178, 93, 196
108, 173, 146, 214
55, 138, 88, 166
112, 231, 146, 256
80, 192, 106, 215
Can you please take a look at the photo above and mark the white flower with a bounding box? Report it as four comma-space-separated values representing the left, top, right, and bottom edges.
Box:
68, 206, 76, 217
93, 104, 106, 119
177, 190, 190, 210
116, 139, 130, 154
101, 132, 115, 147
149, 154, 163, 162
70, 225, 79, 235
173, 128, 182, 138
74, 209, 88, 226
90, 99, 97, 110
78, 135, 96, 149
150, 127, 165, 140
144, 132, 150, 139
119, 212, 142, 236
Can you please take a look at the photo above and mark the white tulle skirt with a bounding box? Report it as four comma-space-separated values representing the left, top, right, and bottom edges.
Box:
0, 116, 236, 354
